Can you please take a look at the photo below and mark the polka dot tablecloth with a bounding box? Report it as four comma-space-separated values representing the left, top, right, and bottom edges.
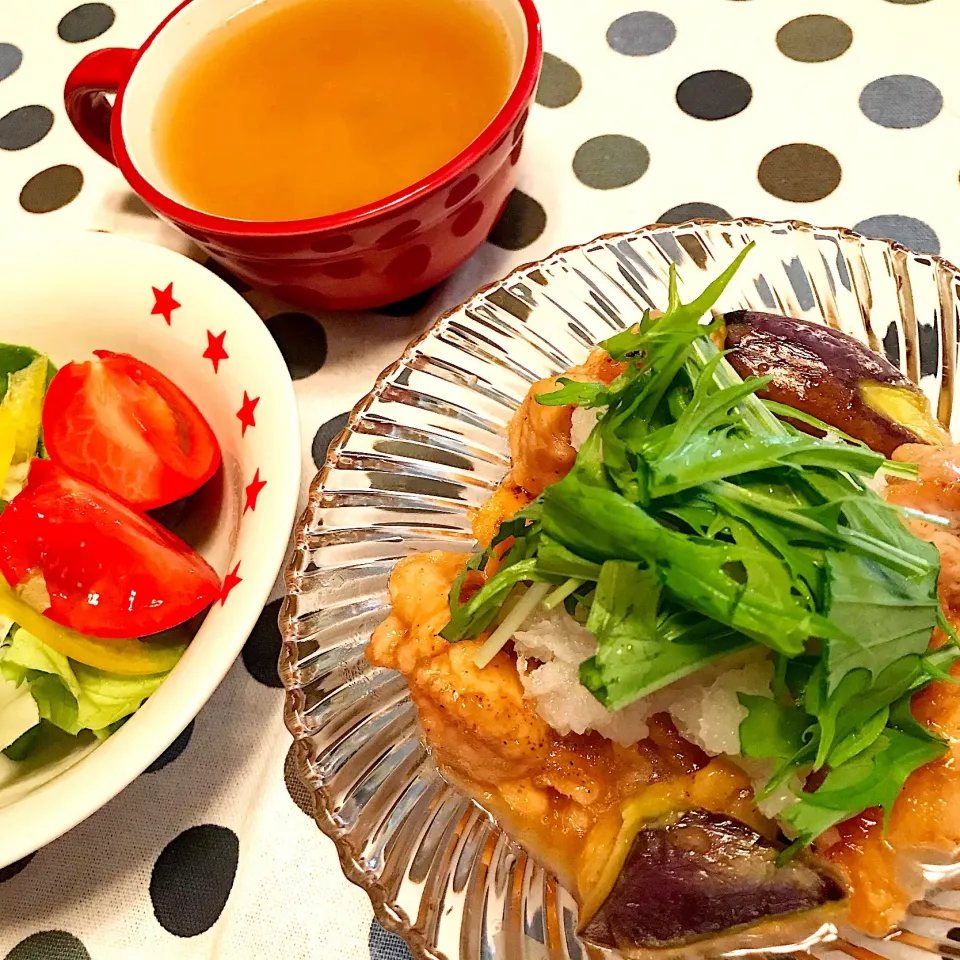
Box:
1, 1, 960, 958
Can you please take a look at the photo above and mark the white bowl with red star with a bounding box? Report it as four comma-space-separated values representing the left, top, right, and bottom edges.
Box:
0, 230, 300, 868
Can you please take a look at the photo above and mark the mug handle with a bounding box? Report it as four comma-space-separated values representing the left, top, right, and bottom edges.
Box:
64, 48, 137, 166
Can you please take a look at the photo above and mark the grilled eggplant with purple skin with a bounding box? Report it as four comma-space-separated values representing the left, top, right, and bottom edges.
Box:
582, 810, 846, 959
723, 311, 948, 456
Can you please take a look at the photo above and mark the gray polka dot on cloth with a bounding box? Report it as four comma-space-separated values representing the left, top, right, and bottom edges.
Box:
859, 75, 942, 128
488, 189, 546, 250
776, 15, 852, 63
573, 134, 649, 189
58, 3, 115, 42
266, 312, 327, 380
0, 44, 23, 82
19, 164, 83, 213
369, 920, 415, 960
284, 743, 315, 817
757, 143, 841, 202
658, 202, 732, 225
144, 720, 195, 774
0, 105, 54, 151
312, 412, 350, 470
241, 598, 284, 688
0, 854, 34, 884
676, 71, 752, 121
606, 11, 676, 56
6, 931, 90, 960
853, 214, 940, 255
377, 286, 438, 317
536, 53, 582, 109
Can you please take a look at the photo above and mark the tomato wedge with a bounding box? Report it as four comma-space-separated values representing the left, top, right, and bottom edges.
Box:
0, 459, 221, 638
41, 351, 221, 510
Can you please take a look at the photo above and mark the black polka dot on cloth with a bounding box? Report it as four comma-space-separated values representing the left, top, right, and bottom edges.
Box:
19, 164, 83, 213
284, 743, 315, 817
58, 3, 115, 43
676, 70, 752, 121
536, 52, 582, 108
144, 720, 195, 774
947, 927, 960, 943
757, 143, 841, 202
118, 192, 155, 218
368, 919, 415, 960
776, 15, 852, 63
0, 853, 34, 884
859, 74, 942, 129
882, 323, 900, 368
573, 135, 649, 189
0, 105, 54, 151
0, 44, 22, 82
265, 312, 327, 380
918, 322, 939, 379
241, 598, 283, 688
853, 214, 940, 255
5, 931, 90, 960
312, 411, 350, 470
203, 256, 252, 294
606, 11, 676, 56
377, 285, 438, 317
657, 202, 732, 224
150, 825, 239, 938
487, 189, 546, 251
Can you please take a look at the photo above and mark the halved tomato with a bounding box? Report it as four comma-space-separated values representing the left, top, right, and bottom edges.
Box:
41, 351, 221, 510
0, 459, 221, 638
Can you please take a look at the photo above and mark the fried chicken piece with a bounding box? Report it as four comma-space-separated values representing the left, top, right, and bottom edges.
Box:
506, 348, 624, 497
507, 378, 577, 497
887, 442, 960, 524
471, 483, 531, 548
410, 641, 552, 784
367, 551, 464, 675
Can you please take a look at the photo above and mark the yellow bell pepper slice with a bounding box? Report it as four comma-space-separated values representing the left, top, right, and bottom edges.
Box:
0, 580, 186, 675
2, 355, 47, 463
0, 409, 15, 492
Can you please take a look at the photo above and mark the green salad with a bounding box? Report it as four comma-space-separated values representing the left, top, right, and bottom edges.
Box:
0, 340, 223, 765
443, 244, 959, 856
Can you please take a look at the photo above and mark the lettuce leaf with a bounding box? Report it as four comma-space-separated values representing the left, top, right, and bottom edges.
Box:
0, 674, 39, 752
0, 628, 169, 739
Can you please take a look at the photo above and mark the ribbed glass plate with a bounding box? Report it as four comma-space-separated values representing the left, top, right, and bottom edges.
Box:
280, 218, 960, 960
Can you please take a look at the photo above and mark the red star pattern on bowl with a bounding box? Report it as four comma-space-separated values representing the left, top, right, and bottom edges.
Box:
236, 392, 259, 436
243, 469, 266, 514
219, 562, 242, 605
150, 282, 181, 325
202, 330, 228, 373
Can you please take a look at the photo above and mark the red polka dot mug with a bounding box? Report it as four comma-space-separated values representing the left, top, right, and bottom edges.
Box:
63, 0, 542, 312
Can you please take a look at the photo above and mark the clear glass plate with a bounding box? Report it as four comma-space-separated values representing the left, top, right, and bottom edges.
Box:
280, 218, 960, 960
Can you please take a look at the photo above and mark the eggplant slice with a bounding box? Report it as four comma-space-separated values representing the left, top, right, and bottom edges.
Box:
723, 310, 947, 456
582, 809, 846, 958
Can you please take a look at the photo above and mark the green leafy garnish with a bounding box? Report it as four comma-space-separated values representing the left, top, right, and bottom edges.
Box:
441, 245, 957, 850
737, 693, 809, 760
781, 728, 947, 847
